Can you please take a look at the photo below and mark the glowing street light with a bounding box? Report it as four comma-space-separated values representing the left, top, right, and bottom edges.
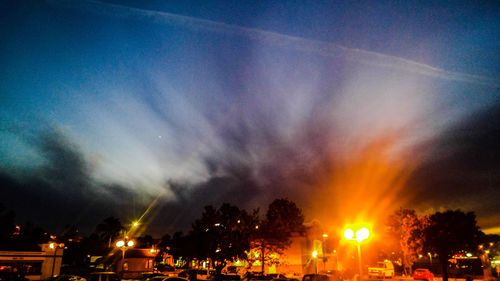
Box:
116, 237, 135, 277
344, 227, 370, 281
132, 221, 139, 227
344, 229, 354, 240
312, 251, 318, 274
355, 228, 369, 243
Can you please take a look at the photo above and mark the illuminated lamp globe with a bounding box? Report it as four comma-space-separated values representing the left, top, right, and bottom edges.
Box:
356, 228, 370, 242
127, 240, 134, 247
116, 240, 125, 247
344, 229, 354, 240
312, 251, 318, 258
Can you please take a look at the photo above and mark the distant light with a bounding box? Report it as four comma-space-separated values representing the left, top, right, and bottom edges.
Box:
214, 223, 220, 226
485, 250, 490, 254
344, 229, 354, 240
255, 225, 259, 229
466, 253, 473, 257
132, 221, 139, 227
237, 220, 241, 224
150, 249, 156, 253
49, 243, 55, 249
312, 251, 318, 258
323, 234, 328, 238
127, 240, 134, 247
116, 240, 125, 247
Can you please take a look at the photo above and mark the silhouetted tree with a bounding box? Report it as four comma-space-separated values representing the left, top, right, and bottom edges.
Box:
191, 204, 256, 281
0, 203, 16, 240
386, 208, 428, 275
136, 235, 154, 248
156, 231, 193, 266
252, 198, 305, 273
423, 210, 482, 281
95, 216, 125, 248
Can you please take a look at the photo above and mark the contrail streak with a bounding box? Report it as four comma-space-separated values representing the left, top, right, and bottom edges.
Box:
47, 0, 499, 88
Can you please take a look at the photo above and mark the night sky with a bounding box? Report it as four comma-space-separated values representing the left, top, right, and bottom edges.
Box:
1, 0, 499, 236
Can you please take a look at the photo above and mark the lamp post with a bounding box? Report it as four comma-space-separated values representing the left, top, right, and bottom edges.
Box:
312, 251, 318, 274
322, 234, 328, 272
49, 242, 64, 277
344, 227, 370, 281
116, 239, 134, 277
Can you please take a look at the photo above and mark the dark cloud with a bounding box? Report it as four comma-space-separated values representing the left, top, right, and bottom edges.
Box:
0, 127, 267, 236
0, 128, 136, 234
3, 99, 500, 236
409, 101, 500, 228
34, 129, 92, 195
148, 172, 261, 235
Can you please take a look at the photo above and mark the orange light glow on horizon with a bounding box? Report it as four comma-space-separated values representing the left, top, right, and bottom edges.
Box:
306, 130, 425, 236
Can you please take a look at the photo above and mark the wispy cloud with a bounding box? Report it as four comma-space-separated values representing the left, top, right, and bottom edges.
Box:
48, 0, 500, 88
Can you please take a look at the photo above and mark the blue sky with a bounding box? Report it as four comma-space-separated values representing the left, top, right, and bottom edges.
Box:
0, 0, 499, 235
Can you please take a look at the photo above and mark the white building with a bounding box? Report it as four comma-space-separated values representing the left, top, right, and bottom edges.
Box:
0, 243, 64, 280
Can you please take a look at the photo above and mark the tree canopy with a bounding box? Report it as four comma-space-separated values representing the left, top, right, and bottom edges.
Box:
252, 198, 305, 272
423, 210, 483, 281
190, 203, 257, 280
95, 216, 125, 248
386, 208, 428, 275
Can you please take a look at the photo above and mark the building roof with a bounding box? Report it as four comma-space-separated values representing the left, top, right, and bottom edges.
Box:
124, 248, 156, 259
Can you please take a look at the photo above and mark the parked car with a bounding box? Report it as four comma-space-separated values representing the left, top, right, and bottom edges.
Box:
302, 274, 331, 281
272, 275, 299, 281
88, 272, 120, 281
266, 275, 286, 279
325, 270, 344, 281
208, 274, 241, 281
368, 261, 395, 279
132, 273, 166, 281
413, 269, 434, 281
243, 273, 273, 281
196, 270, 215, 281
55, 275, 86, 281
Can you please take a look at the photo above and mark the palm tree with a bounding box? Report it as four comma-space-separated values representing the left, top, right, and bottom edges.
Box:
96, 216, 125, 248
